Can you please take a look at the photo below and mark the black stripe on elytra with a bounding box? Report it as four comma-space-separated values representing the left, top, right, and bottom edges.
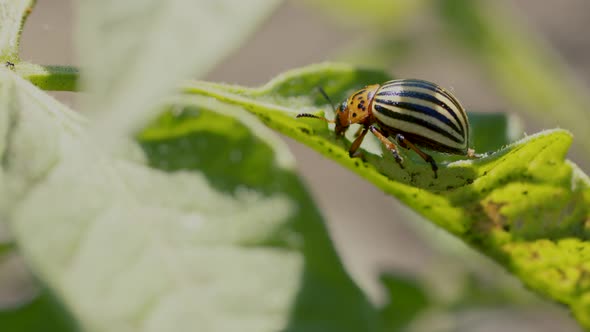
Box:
384, 80, 468, 128
439, 89, 468, 130
374, 98, 464, 140
373, 104, 464, 145
375, 90, 464, 135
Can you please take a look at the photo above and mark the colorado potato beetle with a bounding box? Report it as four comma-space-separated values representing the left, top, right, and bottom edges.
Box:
297, 79, 475, 178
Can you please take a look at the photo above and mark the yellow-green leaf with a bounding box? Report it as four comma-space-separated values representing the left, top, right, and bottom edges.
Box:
182, 62, 590, 328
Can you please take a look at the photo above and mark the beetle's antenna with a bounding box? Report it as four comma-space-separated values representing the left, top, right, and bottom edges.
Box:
295, 86, 337, 123
296, 113, 334, 123
317, 87, 337, 113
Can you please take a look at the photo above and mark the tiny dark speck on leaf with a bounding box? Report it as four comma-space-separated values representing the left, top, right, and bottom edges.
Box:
522, 190, 528, 195
466, 178, 474, 184
423, 205, 432, 210
483, 171, 488, 176
328, 148, 333, 153
354, 161, 360, 167
502, 224, 511, 232
299, 127, 310, 134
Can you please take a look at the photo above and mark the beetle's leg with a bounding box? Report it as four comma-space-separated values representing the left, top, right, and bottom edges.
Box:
395, 134, 437, 178
396, 137, 409, 149
349, 126, 369, 158
353, 126, 364, 138
466, 148, 479, 159
369, 125, 404, 168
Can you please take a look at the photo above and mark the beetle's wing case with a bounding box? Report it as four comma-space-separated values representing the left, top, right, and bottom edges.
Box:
370, 79, 469, 154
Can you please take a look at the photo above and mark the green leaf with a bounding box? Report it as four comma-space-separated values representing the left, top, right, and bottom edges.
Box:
0, 0, 35, 61
379, 273, 429, 331
15, 62, 78, 91
468, 112, 522, 153
0, 290, 77, 332
378, 263, 552, 331
1, 68, 379, 331
182, 62, 590, 329
0, 241, 13, 257
79, 0, 283, 145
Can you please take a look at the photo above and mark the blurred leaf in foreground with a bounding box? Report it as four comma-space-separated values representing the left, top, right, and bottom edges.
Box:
79, 0, 283, 147
0, 290, 76, 332
0, 68, 379, 331
0, 0, 34, 61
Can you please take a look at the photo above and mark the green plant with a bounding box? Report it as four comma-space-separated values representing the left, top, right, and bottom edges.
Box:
1, 1, 589, 331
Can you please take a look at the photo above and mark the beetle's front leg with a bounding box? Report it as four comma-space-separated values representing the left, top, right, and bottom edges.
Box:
348, 126, 369, 158
352, 126, 365, 138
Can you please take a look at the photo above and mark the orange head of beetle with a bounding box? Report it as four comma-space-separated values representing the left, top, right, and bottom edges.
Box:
296, 84, 380, 136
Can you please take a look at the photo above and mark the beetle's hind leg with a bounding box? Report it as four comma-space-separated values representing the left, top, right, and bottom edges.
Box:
394, 134, 438, 178
369, 126, 404, 169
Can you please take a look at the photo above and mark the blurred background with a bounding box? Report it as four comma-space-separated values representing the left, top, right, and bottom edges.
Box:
6, 0, 590, 331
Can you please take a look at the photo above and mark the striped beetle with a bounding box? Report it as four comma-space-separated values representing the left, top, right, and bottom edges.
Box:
297, 79, 475, 178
